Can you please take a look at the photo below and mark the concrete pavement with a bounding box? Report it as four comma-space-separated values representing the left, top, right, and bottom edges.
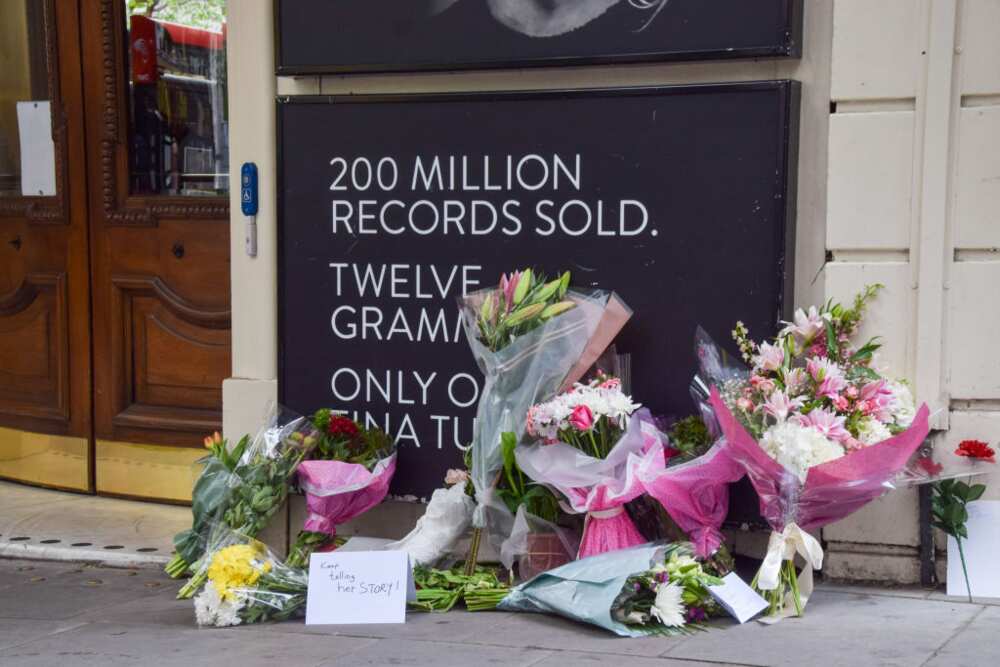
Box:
0, 557, 996, 667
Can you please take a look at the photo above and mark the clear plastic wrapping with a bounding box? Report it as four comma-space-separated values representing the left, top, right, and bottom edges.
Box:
192, 525, 308, 627
515, 409, 665, 559
458, 286, 632, 535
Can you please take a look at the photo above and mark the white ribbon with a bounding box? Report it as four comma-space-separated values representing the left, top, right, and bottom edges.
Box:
756, 523, 824, 622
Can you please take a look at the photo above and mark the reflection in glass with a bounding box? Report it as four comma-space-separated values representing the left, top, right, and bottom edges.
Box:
0, 2, 49, 196
126, 1, 228, 196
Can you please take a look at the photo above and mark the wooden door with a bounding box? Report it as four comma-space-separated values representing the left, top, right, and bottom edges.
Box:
79, 0, 231, 501
0, 0, 92, 491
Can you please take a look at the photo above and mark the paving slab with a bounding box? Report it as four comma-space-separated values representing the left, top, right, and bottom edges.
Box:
664, 590, 981, 667
0, 481, 187, 567
316, 638, 553, 667
0, 621, 377, 667
260, 607, 509, 644
0, 564, 167, 621
530, 651, 735, 667
923, 605, 1000, 667
0, 618, 89, 651
462, 610, 686, 658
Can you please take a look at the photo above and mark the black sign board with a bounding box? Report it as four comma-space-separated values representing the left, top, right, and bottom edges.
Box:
275, 0, 803, 75
278, 82, 799, 498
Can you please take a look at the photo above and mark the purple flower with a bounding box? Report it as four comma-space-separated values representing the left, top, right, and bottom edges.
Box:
685, 607, 707, 623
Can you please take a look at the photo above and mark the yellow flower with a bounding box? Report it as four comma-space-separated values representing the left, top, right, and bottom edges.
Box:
206, 544, 271, 601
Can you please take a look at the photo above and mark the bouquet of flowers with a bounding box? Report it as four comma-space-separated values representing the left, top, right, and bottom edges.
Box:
165, 431, 249, 579
193, 527, 307, 627
498, 542, 722, 637
703, 285, 930, 618
175, 406, 318, 598
638, 421, 745, 559
457, 269, 632, 568
516, 376, 666, 558
286, 411, 397, 568
610, 544, 724, 635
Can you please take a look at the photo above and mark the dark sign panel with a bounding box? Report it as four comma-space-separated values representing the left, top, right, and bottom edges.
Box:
278, 83, 799, 497
275, 0, 803, 74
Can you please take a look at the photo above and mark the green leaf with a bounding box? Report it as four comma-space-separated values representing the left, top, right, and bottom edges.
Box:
967, 484, 987, 502
824, 319, 838, 359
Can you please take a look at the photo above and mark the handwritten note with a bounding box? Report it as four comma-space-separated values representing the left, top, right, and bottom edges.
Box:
708, 572, 769, 624
306, 550, 415, 625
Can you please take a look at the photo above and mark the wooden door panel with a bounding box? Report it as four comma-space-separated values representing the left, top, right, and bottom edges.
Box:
82, 0, 231, 457
0, 0, 92, 490
109, 274, 229, 437
0, 273, 69, 421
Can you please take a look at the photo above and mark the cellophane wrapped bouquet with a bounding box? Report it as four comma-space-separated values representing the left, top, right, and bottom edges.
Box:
171, 406, 318, 598
703, 285, 930, 617
393, 268, 630, 568
638, 411, 745, 559
286, 410, 397, 568
516, 374, 666, 558
193, 526, 307, 627
499, 542, 723, 637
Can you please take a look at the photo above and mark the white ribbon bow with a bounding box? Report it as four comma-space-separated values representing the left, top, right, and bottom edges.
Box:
758, 522, 824, 591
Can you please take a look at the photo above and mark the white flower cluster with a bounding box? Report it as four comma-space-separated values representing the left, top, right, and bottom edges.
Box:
886, 380, 916, 428
194, 581, 245, 627
856, 416, 893, 446
527, 380, 641, 441
759, 420, 845, 482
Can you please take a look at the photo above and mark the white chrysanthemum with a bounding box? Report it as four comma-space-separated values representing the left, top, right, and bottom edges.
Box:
856, 417, 892, 445
650, 583, 686, 627
760, 421, 845, 482
527, 381, 640, 439
887, 380, 916, 428
193, 581, 244, 627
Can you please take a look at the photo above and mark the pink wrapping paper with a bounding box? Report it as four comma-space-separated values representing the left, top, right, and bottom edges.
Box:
296, 454, 396, 536
709, 388, 930, 532
638, 440, 745, 557
516, 410, 666, 559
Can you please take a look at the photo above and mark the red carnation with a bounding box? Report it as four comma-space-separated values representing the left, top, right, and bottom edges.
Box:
328, 415, 360, 438
955, 439, 996, 463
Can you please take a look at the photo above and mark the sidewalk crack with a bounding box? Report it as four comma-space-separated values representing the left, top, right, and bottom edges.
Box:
918, 604, 988, 667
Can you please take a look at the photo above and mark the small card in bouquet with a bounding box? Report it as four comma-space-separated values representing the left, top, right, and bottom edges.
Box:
306, 551, 416, 625
708, 572, 769, 624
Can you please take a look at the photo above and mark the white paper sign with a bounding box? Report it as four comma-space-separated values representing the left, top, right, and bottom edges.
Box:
708, 572, 769, 624
947, 500, 1000, 599
306, 550, 416, 625
16, 101, 56, 197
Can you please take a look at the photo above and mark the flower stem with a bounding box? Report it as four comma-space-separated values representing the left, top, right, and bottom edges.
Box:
956, 536, 973, 604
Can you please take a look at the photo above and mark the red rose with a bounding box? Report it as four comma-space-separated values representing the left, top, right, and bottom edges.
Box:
328, 415, 360, 438
955, 439, 996, 463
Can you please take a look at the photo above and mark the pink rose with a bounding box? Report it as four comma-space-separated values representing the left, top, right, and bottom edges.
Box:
736, 397, 754, 412
845, 385, 859, 399
569, 404, 595, 432
832, 395, 850, 411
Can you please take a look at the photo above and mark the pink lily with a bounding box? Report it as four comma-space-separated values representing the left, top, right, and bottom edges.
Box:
796, 407, 851, 443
